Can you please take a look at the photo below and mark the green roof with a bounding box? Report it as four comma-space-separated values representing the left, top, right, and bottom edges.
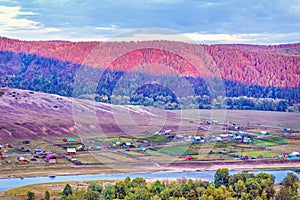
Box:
67, 137, 75, 142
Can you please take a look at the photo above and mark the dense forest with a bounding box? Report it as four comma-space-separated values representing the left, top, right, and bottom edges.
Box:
0, 37, 299, 88
0, 51, 298, 111
28, 168, 299, 200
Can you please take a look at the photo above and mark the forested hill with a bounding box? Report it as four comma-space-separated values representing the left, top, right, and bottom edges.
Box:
1, 37, 299, 88
0, 37, 299, 111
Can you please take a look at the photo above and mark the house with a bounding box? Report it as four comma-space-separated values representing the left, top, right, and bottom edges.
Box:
76, 145, 85, 151
241, 154, 249, 160
35, 147, 42, 154
284, 128, 293, 133
282, 151, 287, 158
115, 141, 121, 147
288, 151, 300, 159
46, 154, 57, 163
260, 131, 269, 135
243, 137, 252, 143
185, 155, 192, 161
191, 136, 204, 143
234, 135, 243, 141
138, 146, 146, 153
167, 135, 175, 141
66, 148, 76, 155
126, 142, 132, 146
219, 134, 231, 140
22, 140, 30, 144
4, 144, 12, 149
17, 155, 29, 164
67, 137, 75, 143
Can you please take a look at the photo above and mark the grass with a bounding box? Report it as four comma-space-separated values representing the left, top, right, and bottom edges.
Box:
253, 138, 290, 147
137, 134, 168, 144
108, 137, 132, 144
154, 144, 199, 155
229, 150, 279, 158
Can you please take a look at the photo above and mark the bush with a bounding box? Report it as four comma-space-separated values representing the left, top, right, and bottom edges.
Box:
27, 191, 34, 200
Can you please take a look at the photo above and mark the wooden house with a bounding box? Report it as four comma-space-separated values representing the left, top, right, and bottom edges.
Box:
66, 148, 76, 155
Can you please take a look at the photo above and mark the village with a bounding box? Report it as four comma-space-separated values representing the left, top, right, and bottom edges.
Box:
0, 119, 299, 170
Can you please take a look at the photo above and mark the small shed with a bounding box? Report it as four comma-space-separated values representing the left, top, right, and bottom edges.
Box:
66, 148, 76, 155
185, 155, 192, 161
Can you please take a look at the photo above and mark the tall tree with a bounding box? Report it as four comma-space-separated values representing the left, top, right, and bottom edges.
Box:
214, 168, 229, 187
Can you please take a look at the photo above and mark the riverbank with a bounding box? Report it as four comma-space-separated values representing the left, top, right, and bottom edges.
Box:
1, 160, 299, 179
1, 170, 299, 200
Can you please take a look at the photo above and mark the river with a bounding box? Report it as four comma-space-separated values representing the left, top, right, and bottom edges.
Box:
0, 170, 299, 192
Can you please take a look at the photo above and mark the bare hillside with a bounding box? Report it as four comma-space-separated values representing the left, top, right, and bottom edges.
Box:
0, 88, 196, 143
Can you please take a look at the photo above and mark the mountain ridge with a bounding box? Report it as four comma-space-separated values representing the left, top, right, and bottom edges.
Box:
0, 36, 299, 88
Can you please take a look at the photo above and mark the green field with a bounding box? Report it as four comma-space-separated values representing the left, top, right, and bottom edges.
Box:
154, 144, 199, 155
229, 150, 279, 158
253, 138, 290, 146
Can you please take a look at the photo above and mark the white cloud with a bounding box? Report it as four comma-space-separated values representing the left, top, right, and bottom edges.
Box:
0, 5, 61, 39
0, 7, 298, 45
0, 5, 39, 30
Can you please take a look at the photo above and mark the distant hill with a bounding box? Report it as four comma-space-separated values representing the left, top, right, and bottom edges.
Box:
0, 37, 299, 110
0, 37, 299, 88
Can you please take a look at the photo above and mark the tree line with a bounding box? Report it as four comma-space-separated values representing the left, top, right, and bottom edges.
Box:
27, 168, 299, 200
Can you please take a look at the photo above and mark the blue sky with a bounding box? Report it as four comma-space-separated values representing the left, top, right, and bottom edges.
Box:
0, 0, 299, 44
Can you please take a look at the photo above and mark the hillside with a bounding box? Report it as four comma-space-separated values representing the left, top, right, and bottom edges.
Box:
0, 37, 299, 88
0, 88, 195, 143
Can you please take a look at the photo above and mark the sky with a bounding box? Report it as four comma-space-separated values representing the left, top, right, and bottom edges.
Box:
0, 0, 299, 44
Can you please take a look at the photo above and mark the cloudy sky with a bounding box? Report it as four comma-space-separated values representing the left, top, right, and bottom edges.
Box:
0, 0, 299, 44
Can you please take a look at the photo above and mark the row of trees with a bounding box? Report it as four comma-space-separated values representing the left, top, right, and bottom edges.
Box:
92, 95, 289, 111
30, 168, 298, 200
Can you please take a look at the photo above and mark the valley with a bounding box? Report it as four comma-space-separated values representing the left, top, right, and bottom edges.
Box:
0, 88, 299, 179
